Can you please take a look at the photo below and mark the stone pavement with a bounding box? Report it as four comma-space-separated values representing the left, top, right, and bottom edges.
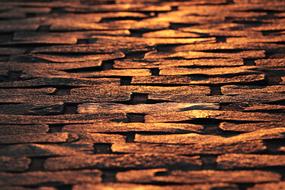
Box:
0, 0, 285, 189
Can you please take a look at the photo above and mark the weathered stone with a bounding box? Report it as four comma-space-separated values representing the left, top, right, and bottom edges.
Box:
134, 128, 285, 144
0, 103, 64, 115
255, 58, 285, 68
75, 133, 126, 144
0, 88, 56, 95
112, 140, 266, 155
145, 110, 284, 123
221, 85, 285, 95
73, 183, 238, 190
0, 124, 49, 135
144, 50, 265, 59
0, 0, 284, 188
132, 73, 266, 85
219, 122, 285, 132
78, 103, 219, 114
217, 154, 285, 169
0, 78, 121, 88
0, 132, 71, 144
0, 157, 30, 172
0, 144, 83, 157
44, 154, 201, 170
63, 122, 204, 133
0, 113, 125, 124
0, 170, 101, 186
159, 66, 260, 76
114, 59, 244, 69
248, 182, 285, 190
30, 52, 124, 63
117, 169, 281, 184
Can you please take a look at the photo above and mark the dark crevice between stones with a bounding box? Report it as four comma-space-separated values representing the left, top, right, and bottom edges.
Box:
102, 60, 115, 70
124, 51, 148, 59
169, 22, 199, 30
48, 124, 64, 133
0, 56, 9, 63
26, 12, 47, 17
102, 170, 117, 183
264, 101, 285, 106
237, 183, 255, 190
63, 65, 101, 73
233, 20, 265, 27
200, 155, 218, 170
264, 70, 283, 85
216, 36, 227, 43
210, 85, 222, 95
50, 7, 67, 14
81, 0, 115, 5
129, 93, 148, 104
53, 87, 72, 95
120, 76, 132, 85
93, 143, 112, 154
0, 33, 13, 42
146, 99, 171, 104
7, 70, 22, 81
171, 6, 178, 11
269, 100, 285, 106
37, 25, 50, 32
155, 44, 178, 51
202, 49, 244, 53
100, 17, 144, 23
10, 55, 43, 62
243, 58, 256, 66
244, 108, 285, 114
125, 132, 135, 143
220, 103, 248, 111
29, 157, 47, 171
57, 185, 73, 190
262, 29, 285, 36
76, 38, 97, 44
264, 139, 285, 154
150, 68, 160, 76
126, 113, 145, 123
166, 166, 201, 172
189, 74, 209, 81
63, 103, 78, 114
129, 29, 160, 37
265, 47, 285, 58
267, 167, 285, 178
155, 170, 170, 176
141, 10, 170, 15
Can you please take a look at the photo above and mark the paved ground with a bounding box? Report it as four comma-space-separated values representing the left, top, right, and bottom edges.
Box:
0, 0, 285, 189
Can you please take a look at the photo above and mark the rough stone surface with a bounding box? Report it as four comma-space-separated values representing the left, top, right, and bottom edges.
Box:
0, 0, 284, 189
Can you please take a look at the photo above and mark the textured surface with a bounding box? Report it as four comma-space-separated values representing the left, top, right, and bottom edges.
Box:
0, 0, 285, 189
